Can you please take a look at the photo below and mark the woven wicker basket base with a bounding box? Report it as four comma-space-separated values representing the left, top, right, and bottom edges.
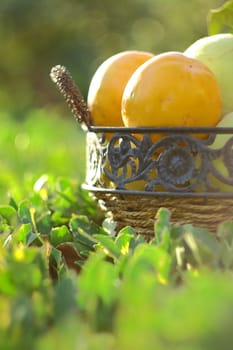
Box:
94, 193, 233, 238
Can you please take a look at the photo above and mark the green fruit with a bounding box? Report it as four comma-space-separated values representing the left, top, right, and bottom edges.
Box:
210, 111, 233, 191
211, 111, 233, 148
184, 33, 233, 116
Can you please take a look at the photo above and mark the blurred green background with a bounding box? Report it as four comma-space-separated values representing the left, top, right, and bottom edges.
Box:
0, 0, 225, 201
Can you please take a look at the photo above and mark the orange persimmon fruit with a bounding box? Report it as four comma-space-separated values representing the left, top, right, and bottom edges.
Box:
87, 50, 154, 127
121, 51, 222, 140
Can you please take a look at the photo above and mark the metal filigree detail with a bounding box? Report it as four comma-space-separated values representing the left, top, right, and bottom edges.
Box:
157, 147, 194, 185
85, 133, 104, 186
85, 129, 233, 194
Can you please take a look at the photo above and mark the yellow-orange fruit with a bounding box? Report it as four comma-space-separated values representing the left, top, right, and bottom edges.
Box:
184, 33, 233, 116
122, 51, 222, 138
87, 50, 154, 127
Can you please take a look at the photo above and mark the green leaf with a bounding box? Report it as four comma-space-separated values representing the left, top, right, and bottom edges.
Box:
94, 234, 122, 259
115, 226, 135, 255
14, 223, 33, 244
124, 244, 171, 285
49, 246, 65, 279
54, 276, 78, 321
78, 251, 119, 307
6, 256, 43, 293
69, 215, 100, 249
50, 246, 63, 266
36, 211, 52, 235
56, 177, 74, 192
0, 270, 17, 295
26, 232, 42, 246
217, 221, 233, 268
217, 221, 233, 244
208, 0, 233, 35
182, 225, 219, 266
154, 207, 171, 243
0, 205, 17, 223
8, 196, 18, 211
13, 223, 43, 247
51, 211, 69, 226
49, 225, 73, 246
18, 200, 33, 224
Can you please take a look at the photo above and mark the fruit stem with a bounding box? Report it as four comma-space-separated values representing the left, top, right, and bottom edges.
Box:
50, 65, 93, 129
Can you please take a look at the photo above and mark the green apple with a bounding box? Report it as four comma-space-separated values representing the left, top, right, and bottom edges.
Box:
209, 111, 233, 191
184, 33, 233, 116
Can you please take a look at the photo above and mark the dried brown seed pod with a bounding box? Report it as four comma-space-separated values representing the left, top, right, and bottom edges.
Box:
50, 65, 93, 129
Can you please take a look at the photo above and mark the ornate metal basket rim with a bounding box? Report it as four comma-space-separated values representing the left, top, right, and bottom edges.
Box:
88, 125, 233, 134
84, 127, 233, 199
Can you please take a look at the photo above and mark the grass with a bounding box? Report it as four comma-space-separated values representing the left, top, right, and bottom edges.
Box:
0, 108, 86, 201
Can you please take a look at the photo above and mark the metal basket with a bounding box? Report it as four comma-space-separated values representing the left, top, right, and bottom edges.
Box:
50, 65, 233, 238
83, 126, 233, 237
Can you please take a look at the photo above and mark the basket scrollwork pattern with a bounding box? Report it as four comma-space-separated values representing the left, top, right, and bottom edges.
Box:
85, 127, 233, 195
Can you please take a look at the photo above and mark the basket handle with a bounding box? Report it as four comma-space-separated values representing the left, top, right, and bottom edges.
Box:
50, 65, 93, 130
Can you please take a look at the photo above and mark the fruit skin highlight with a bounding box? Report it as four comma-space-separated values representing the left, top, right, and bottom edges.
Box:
87, 50, 154, 127
184, 33, 233, 116
121, 51, 222, 138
